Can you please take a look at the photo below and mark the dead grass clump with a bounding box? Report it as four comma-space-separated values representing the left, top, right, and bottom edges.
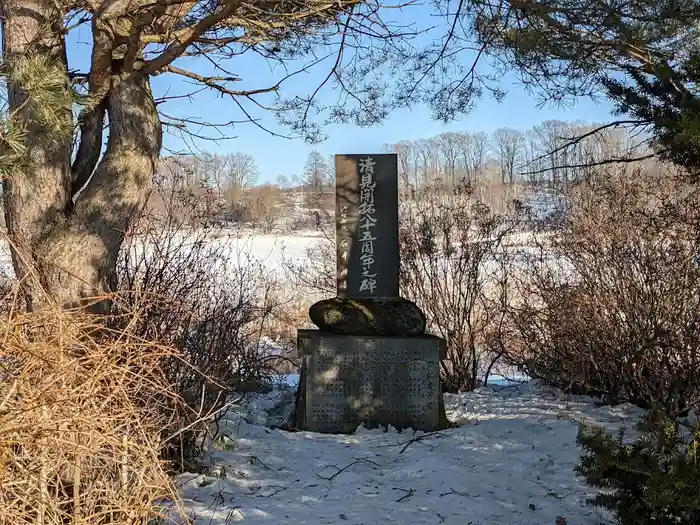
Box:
0, 306, 182, 524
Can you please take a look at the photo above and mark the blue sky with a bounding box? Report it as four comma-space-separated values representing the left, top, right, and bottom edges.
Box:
66, 7, 615, 183
173, 94, 613, 183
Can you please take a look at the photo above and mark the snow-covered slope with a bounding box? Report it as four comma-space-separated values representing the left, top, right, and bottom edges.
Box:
168, 383, 643, 525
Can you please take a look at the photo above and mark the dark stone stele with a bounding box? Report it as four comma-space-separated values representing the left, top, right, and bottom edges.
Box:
335, 154, 399, 298
308, 297, 426, 337
294, 151, 448, 434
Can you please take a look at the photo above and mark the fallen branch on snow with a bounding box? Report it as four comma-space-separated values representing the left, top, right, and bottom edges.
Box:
315, 458, 380, 482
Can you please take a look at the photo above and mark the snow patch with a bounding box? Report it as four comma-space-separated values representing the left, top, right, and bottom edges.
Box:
167, 383, 645, 525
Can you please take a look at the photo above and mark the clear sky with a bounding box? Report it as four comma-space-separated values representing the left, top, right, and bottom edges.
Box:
66, 7, 615, 183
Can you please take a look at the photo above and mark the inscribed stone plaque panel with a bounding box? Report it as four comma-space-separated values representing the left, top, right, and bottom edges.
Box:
316, 337, 442, 363
335, 154, 399, 298
304, 335, 441, 432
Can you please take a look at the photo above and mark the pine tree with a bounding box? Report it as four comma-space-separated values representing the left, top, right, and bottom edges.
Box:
576, 412, 700, 525
466, 0, 700, 176
603, 55, 700, 177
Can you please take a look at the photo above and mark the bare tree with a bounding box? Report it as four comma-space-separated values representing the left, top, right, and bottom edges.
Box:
326, 153, 336, 189
522, 129, 545, 185
201, 153, 226, 199
492, 128, 525, 185
533, 120, 574, 189
471, 132, 491, 180
438, 132, 461, 189
276, 174, 290, 189
246, 185, 284, 232
414, 138, 436, 189
222, 152, 260, 193
457, 132, 489, 183
385, 140, 415, 197
303, 150, 330, 194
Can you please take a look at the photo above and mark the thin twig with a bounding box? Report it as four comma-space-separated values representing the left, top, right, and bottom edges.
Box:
315, 458, 380, 481
394, 487, 415, 502
398, 430, 445, 454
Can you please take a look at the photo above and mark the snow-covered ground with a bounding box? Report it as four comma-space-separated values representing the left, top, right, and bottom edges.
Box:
203, 229, 324, 272
168, 382, 644, 525
0, 227, 554, 284
0, 229, 324, 279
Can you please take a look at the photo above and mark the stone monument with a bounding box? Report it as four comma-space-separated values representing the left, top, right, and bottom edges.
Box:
294, 154, 448, 433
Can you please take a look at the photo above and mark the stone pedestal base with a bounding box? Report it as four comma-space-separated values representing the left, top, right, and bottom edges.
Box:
294, 329, 448, 433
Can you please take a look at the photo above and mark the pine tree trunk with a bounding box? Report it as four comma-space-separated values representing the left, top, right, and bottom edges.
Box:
2, 2, 162, 311
36, 74, 162, 310
2, 0, 73, 309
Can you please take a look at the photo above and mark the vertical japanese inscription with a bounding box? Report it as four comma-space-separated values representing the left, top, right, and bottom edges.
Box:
335, 154, 399, 298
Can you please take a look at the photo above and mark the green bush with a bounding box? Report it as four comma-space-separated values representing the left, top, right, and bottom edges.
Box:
576, 412, 700, 525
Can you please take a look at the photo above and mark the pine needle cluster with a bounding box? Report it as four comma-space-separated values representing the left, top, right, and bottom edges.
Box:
576, 412, 700, 525
0, 54, 79, 179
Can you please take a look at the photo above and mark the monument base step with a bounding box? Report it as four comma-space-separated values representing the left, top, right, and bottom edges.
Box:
294, 329, 448, 433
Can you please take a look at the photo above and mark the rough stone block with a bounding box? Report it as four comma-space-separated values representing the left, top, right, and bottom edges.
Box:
308, 297, 426, 336
295, 330, 447, 433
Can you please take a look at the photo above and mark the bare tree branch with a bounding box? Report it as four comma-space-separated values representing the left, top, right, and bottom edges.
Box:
140, 0, 246, 74
521, 152, 663, 177
521, 119, 650, 169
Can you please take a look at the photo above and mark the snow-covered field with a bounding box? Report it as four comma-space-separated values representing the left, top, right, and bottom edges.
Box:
203, 230, 324, 273
0, 227, 554, 283
168, 382, 644, 525
0, 229, 324, 279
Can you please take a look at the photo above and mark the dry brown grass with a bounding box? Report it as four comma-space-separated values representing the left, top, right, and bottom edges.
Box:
0, 303, 185, 524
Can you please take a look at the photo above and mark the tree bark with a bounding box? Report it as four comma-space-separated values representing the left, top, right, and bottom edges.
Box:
2, 0, 73, 309
37, 73, 162, 310
2, 1, 162, 310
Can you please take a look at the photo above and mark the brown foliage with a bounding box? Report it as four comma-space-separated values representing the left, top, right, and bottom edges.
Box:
505, 165, 700, 415
400, 187, 524, 392
0, 304, 183, 524
245, 185, 284, 233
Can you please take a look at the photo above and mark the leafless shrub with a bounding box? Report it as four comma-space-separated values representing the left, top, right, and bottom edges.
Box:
505, 165, 700, 415
245, 184, 284, 233
283, 186, 524, 392
473, 178, 527, 217
282, 226, 336, 298
400, 187, 524, 392
150, 157, 221, 225
0, 303, 185, 524
285, 214, 317, 233
115, 196, 288, 469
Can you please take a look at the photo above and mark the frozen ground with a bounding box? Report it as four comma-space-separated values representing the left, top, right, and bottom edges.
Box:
168, 382, 644, 525
204, 229, 324, 273
0, 230, 324, 279
0, 228, 550, 278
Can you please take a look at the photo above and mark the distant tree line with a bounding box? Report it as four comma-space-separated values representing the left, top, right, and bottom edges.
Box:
384, 120, 648, 196
156, 119, 645, 197
144, 119, 648, 230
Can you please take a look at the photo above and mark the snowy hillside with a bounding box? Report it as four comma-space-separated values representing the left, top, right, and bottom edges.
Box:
167, 383, 643, 525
